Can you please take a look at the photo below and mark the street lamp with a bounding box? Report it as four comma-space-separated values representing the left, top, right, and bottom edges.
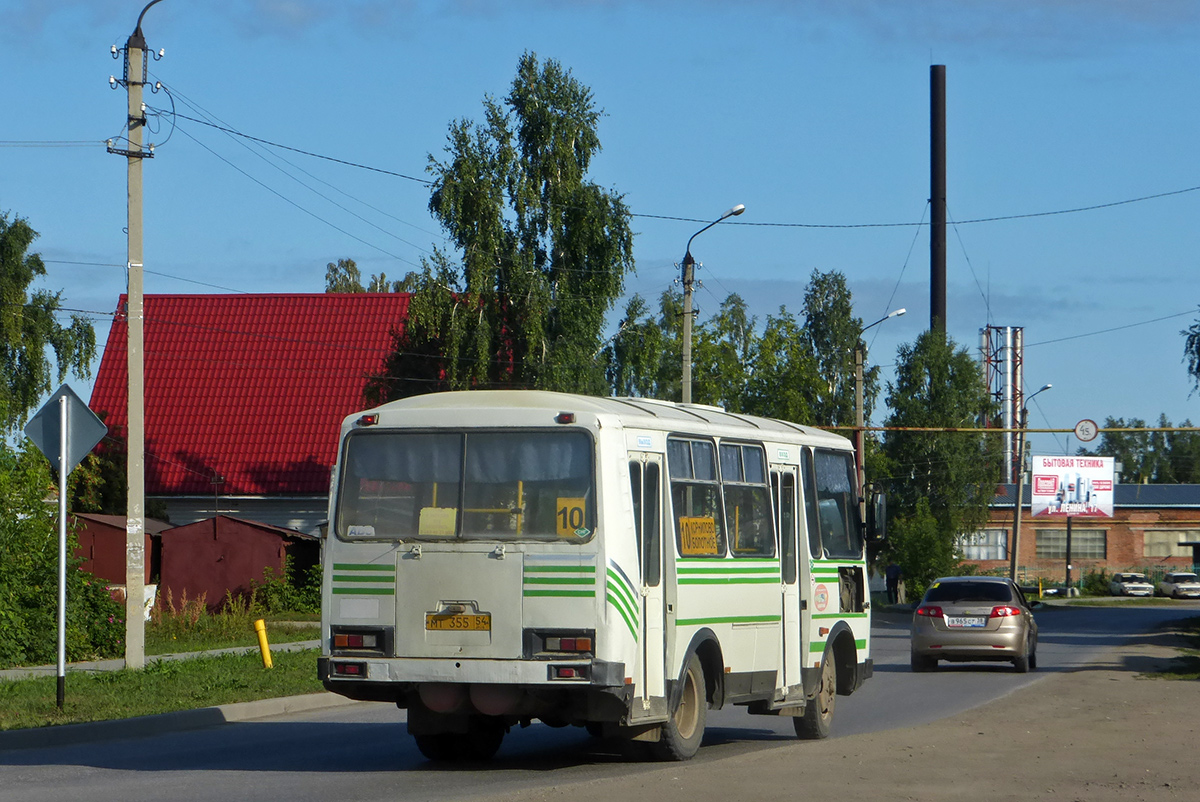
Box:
854, 308, 906, 515
1009, 383, 1052, 581
681, 204, 745, 404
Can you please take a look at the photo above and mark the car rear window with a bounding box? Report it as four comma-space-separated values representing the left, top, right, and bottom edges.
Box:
923, 581, 1013, 603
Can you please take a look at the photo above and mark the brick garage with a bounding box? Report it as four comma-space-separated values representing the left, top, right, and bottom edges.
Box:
964, 484, 1200, 583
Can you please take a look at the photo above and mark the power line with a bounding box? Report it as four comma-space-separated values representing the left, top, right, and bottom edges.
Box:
1026, 309, 1197, 347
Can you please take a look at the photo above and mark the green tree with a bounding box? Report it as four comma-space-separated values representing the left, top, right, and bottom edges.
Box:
371, 53, 634, 401
798, 270, 879, 428
1079, 414, 1200, 484
1185, 311, 1200, 393
692, 294, 755, 411
882, 329, 1001, 561
0, 441, 123, 667
604, 291, 682, 400
1, 212, 96, 433
324, 257, 363, 293
887, 497, 956, 601
742, 306, 820, 423
1163, 420, 1200, 483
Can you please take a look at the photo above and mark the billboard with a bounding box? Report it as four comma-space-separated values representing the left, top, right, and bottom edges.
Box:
1029, 456, 1114, 518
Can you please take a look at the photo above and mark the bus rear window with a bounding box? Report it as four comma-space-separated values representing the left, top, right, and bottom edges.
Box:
336, 430, 595, 543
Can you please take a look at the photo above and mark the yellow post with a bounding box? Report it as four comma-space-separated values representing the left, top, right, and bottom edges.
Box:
254, 619, 273, 669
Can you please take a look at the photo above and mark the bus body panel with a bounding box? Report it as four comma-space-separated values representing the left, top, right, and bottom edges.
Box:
320, 390, 878, 747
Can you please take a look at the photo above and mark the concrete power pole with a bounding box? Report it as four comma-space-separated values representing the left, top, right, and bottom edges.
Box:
109, 0, 164, 670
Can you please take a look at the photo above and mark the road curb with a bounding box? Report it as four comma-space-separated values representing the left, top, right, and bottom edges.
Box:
0, 692, 358, 752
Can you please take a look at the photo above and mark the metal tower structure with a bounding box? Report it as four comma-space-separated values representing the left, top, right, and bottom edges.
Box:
981, 325, 1024, 483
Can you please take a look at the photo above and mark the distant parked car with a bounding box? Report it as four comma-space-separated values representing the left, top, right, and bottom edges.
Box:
1109, 572, 1154, 597
911, 576, 1039, 673
1156, 572, 1200, 599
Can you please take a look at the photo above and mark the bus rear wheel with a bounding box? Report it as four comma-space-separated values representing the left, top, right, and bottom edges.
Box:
653, 653, 707, 761
794, 648, 836, 740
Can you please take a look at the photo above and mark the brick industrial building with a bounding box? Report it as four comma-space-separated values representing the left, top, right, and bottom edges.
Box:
963, 484, 1200, 583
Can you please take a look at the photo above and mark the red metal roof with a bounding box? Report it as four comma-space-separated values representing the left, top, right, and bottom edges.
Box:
89, 293, 409, 496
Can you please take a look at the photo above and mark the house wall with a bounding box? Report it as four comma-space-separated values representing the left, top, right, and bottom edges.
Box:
972, 505, 1200, 583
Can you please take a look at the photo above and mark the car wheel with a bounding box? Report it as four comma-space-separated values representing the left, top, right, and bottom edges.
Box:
1013, 636, 1032, 673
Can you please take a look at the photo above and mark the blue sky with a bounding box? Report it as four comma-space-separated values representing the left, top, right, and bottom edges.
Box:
3, 0, 1199, 459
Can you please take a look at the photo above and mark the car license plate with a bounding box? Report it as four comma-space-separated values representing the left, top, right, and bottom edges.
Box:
426, 613, 491, 632
947, 616, 986, 628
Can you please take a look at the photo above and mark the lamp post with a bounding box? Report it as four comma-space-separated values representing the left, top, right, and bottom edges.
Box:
1009, 383, 1052, 581
854, 308, 906, 516
681, 204, 744, 404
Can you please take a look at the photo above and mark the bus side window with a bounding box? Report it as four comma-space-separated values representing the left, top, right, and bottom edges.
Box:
629, 460, 662, 587
630, 462, 644, 573
643, 463, 661, 586
779, 472, 797, 584
801, 450, 823, 558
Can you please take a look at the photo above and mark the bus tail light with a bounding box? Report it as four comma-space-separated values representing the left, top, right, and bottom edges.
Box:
330, 626, 392, 656
526, 630, 596, 658
332, 661, 367, 677
549, 665, 589, 681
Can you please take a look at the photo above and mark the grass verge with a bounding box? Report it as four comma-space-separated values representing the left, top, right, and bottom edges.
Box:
0, 649, 323, 731
146, 620, 319, 655
1150, 616, 1200, 680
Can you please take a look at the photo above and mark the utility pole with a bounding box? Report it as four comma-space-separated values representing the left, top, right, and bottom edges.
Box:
679, 204, 745, 404
930, 65, 947, 333
109, 0, 164, 669
681, 252, 696, 405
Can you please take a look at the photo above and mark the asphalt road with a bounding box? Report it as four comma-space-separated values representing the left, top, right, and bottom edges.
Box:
1, 602, 1195, 802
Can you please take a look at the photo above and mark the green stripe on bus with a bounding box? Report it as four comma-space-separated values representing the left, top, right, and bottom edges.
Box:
332, 575, 396, 583
675, 614, 781, 626
523, 565, 597, 573
811, 612, 869, 619
332, 587, 395, 595
605, 571, 638, 612
678, 567, 779, 575
605, 579, 639, 624
678, 576, 778, 585
606, 591, 639, 640
807, 639, 868, 652
522, 590, 596, 598
605, 585, 639, 633
333, 563, 395, 571
523, 576, 596, 585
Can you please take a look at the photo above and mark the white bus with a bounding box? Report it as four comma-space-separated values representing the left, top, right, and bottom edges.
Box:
319, 390, 884, 761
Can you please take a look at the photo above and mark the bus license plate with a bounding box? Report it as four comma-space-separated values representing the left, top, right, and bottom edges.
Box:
426, 613, 491, 632
947, 616, 986, 628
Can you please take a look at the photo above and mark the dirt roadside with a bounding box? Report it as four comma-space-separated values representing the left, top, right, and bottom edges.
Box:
499, 625, 1199, 802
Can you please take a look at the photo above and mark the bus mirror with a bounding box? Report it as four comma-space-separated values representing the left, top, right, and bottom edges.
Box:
865, 489, 886, 543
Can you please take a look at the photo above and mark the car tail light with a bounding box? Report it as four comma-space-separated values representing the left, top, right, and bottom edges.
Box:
990, 605, 1021, 618
915, 605, 943, 618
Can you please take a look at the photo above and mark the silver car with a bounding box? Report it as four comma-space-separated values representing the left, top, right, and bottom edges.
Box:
1156, 572, 1200, 599
911, 576, 1039, 673
1110, 572, 1154, 597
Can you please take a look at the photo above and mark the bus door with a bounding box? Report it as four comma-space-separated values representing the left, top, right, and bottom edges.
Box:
772, 467, 801, 692
629, 454, 666, 706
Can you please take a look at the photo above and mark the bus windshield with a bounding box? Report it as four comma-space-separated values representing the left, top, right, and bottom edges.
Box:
336, 429, 595, 542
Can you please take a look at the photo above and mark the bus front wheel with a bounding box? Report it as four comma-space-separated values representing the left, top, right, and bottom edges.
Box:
794, 648, 836, 740
653, 653, 707, 761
